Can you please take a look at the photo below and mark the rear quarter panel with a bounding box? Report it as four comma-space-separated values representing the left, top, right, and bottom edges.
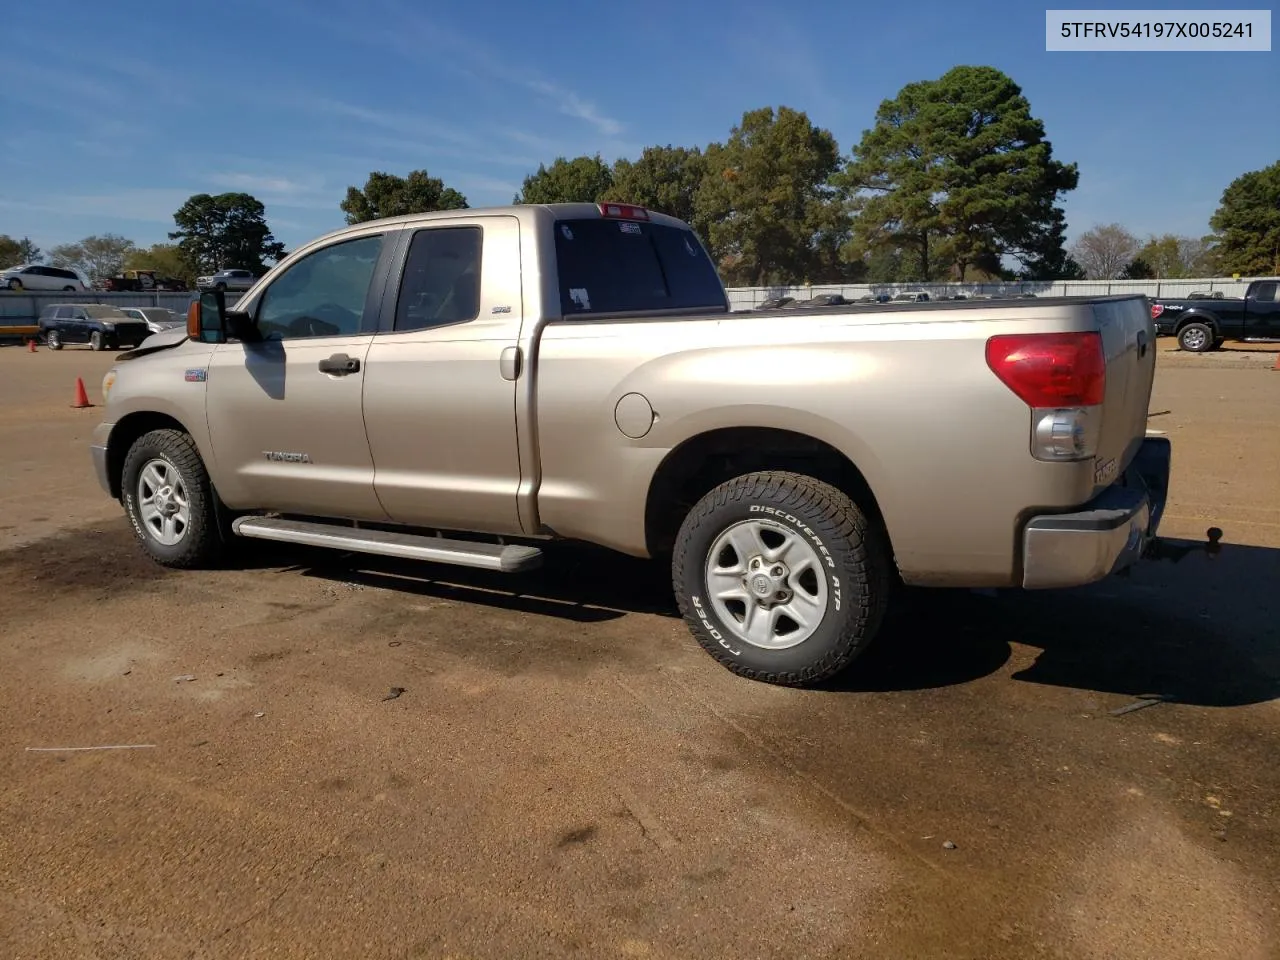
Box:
533, 304, 1112, 587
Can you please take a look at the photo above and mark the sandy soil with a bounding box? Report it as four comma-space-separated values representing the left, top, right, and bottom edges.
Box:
1, 338, 1277, 959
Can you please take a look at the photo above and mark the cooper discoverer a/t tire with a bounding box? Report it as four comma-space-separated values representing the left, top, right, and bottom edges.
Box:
672, 471, 891, 687
121, 428, 226, 569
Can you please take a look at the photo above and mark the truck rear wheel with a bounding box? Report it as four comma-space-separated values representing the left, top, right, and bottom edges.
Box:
672, 471, 891, 687
121, 429, 226, 569
1178, 322, 1213, 352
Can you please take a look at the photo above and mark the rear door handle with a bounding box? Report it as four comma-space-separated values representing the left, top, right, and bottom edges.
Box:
318, 353, 360, 375
1136, 329, 1148, 358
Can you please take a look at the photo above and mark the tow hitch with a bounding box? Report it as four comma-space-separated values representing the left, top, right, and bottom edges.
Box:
1143, 526, 1223, 564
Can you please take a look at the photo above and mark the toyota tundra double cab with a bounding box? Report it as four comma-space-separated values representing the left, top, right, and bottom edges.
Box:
89, 202, 1172, 687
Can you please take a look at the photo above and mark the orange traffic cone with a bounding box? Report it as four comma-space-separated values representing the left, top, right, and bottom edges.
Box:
27, 339, 36, 352
72, 377, 92, 409
1273, 352, 1280, 371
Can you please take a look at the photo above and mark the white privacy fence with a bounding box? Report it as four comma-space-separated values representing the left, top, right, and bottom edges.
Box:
723, 276, 1275, 311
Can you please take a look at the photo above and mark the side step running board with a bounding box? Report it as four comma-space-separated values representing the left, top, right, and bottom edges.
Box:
230, 517, 543, 573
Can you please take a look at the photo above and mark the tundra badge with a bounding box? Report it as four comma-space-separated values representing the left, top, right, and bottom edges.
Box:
1094, 456, 1118, 486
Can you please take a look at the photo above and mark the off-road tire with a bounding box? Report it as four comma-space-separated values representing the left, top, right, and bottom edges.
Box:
672, 471, 892, 687
1178, 322, 1213, 353
121, 428, 226, 569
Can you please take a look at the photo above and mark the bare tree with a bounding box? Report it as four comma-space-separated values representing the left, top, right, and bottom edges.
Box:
48, 233, 137, 281
1069, 223, 1140, 280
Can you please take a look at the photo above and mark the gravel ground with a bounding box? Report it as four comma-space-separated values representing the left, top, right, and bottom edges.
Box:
0, 338, 1277, 960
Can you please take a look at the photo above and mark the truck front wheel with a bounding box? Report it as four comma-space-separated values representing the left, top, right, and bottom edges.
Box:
672, 471, 891, 687
121, 429, 226, 569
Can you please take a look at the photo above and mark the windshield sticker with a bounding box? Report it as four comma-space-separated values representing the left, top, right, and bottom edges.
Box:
560, 225, 574, 240
569, 288, 591, 311
619, 221, 642, 235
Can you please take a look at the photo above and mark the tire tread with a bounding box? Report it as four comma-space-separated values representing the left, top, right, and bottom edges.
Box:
121, 428, 225, 569
672, 470, 891, 687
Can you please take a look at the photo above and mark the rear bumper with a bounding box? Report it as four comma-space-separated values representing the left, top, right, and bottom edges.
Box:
1021, 437, 1171, 590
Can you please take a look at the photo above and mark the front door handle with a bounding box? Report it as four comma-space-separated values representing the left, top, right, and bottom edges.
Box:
319, 353, 360, 375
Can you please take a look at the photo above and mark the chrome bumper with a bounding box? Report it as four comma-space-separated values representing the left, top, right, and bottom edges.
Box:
1021, 437, 1171, 590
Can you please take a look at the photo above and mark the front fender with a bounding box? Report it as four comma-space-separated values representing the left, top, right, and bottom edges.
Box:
96, 340, 218, 495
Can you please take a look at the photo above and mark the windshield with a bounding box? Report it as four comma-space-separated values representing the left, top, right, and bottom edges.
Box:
552, 218, 727, 317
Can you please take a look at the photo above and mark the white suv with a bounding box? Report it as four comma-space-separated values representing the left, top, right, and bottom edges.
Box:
2, 263, 86, 291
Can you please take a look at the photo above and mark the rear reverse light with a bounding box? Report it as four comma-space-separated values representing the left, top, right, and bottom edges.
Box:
985, 332, 1105, 407
987, 332, 1106, 463
597, 202, 650, 221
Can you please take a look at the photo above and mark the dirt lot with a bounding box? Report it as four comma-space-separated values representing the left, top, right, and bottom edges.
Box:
1, 339, 1278, 960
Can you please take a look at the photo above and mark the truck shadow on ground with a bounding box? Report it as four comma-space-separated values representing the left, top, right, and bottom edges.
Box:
287, 535, 1279, 709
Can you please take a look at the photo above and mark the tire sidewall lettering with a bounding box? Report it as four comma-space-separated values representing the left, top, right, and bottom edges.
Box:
747, 504, 842, 611
124, 447, 187, 552
691, 594, 742, 657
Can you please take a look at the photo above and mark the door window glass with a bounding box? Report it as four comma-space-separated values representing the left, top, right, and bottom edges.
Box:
256, 235, 384, 340
393, 227, 483, 331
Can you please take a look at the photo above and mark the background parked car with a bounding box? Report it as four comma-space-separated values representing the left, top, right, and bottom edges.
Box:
800, 293, 853, 307
94, 270, 189, 292
38, 303, 151, 351
118, 306, 184, 335
196, 268, 257, 291
1, 264, 86, 292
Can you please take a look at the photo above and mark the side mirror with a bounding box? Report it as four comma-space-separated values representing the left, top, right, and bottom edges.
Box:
186, 290, 261, 343
187, 289, 226, 343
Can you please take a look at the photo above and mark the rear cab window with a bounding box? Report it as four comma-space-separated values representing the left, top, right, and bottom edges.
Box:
552, 216, 727, 317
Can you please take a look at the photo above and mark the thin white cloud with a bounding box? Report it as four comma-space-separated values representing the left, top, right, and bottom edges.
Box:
298, 97, 478, 147
293, 0, 625, 140
208, 172, 323, 196
523, 79, 623, 137
0, 188, 193, 224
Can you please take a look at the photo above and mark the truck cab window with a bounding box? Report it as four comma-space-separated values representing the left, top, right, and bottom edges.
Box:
552, 219, 727, 316
1252, 282, 1276, 302
255, 235, 384, 340
394, 227, 483, 332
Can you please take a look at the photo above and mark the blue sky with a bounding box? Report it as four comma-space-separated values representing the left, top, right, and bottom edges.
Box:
1, 0, 1275, 255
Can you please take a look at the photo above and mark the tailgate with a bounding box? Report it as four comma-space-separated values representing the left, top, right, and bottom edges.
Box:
1090, 298, 1157, 492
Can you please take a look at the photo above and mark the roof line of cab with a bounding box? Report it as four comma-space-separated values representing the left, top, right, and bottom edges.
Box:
294, 202, 690, 256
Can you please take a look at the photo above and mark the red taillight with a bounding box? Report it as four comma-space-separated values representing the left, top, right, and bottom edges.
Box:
985, 332, 1105, 407
1151, 303, 1164, 319
597, 202, 650, 221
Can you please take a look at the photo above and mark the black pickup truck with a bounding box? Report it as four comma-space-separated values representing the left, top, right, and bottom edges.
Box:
1150, 279, 1280, 352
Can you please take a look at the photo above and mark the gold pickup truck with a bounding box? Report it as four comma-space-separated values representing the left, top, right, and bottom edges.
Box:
89, 202, 1171, 687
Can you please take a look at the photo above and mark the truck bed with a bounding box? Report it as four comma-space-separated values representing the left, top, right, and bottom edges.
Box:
533, 293, 1157, 586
